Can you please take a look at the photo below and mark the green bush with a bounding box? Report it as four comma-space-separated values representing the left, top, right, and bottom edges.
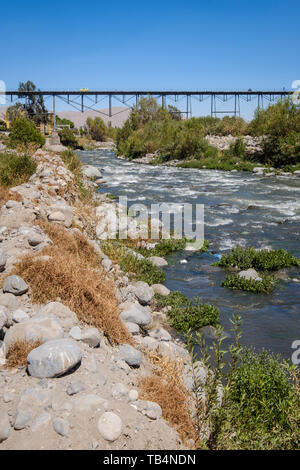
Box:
0, 152, 37, 187
154, 291, 219, 333
8, 117, 45, 148
222, 273, 277, 294
222, 349, 300, 449
214, 246, 300, 271
58, 128, 79, 149
187, 317, 300, 450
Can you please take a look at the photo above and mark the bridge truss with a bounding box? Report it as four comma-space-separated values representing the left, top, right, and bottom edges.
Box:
1, 90, 292, 129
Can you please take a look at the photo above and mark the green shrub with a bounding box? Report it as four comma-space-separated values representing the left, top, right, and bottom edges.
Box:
154, 291, 219, 333
222, 273, 277, 294
0, 152, 37, 188
0, 120, 7, 131
58, 128, 79, 149
120, 253, 165, 285
214, 246, 300, 271
8, 117, 45, 148
222, 349, 300, 449
187, 317, 300, 450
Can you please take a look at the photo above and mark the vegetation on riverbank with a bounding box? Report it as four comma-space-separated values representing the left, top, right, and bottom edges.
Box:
222, 273, 277, 294
188, 318, 300, 449
214, 246, 300, 271
154, 291, 219, 333
0, 151, 37, 188
115, 97, 300, 171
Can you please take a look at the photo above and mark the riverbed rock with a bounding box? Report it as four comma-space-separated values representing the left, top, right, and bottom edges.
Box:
151, 284, 170, 296
4, 316, 64, 347
3, 275, 28, 296
0, 411, 10, 442
124, 322, 140, 335
149, 327, 171, 342
0, 307, 8, 330
97, 412, 122, 442
12, 309, 29, 323
134, 400, 162, 420
148, 256, 168, 267
48, 211, 65, 223
83, 165, 102, 179
119, 302, 151, 326
118, 344, 142, 367
81, 328, 101, 348
27, 338, 83, 378
53, 418, 69, 437
238, 268, 259, 280
38, 302, 78, 331
0, 248, 7, 272
130, 281, 154, 305
28, 232, 44, 247
66, 381, 85, 396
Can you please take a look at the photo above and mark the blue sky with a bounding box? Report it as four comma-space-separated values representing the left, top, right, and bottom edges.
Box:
1, 0, 299, 116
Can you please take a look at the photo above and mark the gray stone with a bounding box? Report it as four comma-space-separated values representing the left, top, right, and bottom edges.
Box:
39, 302, 78, 331
0, 411, 10, 442
128, 390, 139, 401
69, 326, 82, 340
4, 316, 64, 347
0, 248, 7, 272
97, 412, 122, 442
28, 232, 44, 247
149, 327, 171, 342
148, 256, 168, 267
124, 322, 140, 335
12, 309, 29, 323
6, 200, 20, 209
135, 400, 162, 420
118, 344, 142, 368
67, 381, 85, 396
3, 275, 28, 296
238, 268, 259, 280
120, 303, 151, 326
53, 418, 69, 437
27, 338, 83, 378
0, 293, 19, 312
14, 410, 32, 430
93, 371, 107, 387
48, 211, 65, 222
0, 341, 6, 366
81, 327, 101, 348
151, 284, 170, 296
130, 281, 154, 305
83, 165, 102, 179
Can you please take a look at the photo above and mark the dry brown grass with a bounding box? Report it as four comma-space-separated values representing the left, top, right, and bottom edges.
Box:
14, 221, 132, 345
140, 353, 197, 446
5, 339, 42, 369
0, 187, 23, 206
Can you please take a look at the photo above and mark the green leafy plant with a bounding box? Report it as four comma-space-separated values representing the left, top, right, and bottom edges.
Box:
0, 152, 37, 187
222, 273, 277, 294
154, 291, 219, 333
8, 117, 45, 148
186, 316, 300, 450
214, 246, 300, 271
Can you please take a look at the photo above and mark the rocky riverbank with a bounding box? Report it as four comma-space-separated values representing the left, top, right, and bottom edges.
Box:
0, 149, 200, 450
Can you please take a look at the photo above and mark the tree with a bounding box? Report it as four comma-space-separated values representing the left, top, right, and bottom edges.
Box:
18, 81, 48, 125
6, 102, 28, 123
86, 117, 107, 141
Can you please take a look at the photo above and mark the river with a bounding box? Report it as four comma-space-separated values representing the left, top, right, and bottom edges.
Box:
78, 149, 300, 359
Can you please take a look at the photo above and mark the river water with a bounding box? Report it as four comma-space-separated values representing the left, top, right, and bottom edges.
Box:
79, 150, 300, 359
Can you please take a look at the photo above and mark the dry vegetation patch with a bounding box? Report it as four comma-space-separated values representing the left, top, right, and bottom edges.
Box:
140, 353, 197, 446
15, 222, 132, 345
5, 339, 42, 369
0, 187, 23, 206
